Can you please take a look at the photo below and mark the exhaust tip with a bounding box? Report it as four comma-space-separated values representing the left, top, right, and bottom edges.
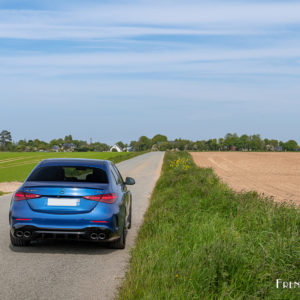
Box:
24, 231, 31, 238
90, 233, 98, 240
98, 233, 106, 240
15, 231, 24, 238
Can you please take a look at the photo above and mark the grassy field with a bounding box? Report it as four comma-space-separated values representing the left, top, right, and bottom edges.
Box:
0, 152, 140, 182
119, 151, 300, 299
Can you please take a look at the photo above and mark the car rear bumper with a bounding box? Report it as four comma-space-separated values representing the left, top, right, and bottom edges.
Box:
10, 198, 122, 242
11, 225, 120, 242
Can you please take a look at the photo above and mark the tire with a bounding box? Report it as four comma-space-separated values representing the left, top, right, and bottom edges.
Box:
127, 205, 132, 229
10, 232, 30, 247
109, 226, 126, 249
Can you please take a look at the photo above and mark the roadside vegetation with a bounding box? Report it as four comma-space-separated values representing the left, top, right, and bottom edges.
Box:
119, 151, 300, 299
0, 152, 140, 182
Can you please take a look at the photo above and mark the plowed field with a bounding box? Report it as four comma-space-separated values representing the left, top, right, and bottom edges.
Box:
191, 152, 300, 204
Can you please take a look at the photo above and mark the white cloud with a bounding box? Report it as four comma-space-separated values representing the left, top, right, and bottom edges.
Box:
0, 45, 300, 78
0, 25, 252, 40
0, 2, 300, 40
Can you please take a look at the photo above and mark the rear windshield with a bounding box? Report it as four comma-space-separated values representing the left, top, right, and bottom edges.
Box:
27, 166, 108, 183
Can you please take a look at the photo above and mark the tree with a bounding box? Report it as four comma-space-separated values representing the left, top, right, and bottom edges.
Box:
152, 134, 168, 145
90, 142, 110, 152
116, 141, 126, 149
50, 138, 64, 147
206, 138, 218, 151
135, 136, 151, 151
158, 141, 171, 151
283, 140, 298, 151
130, 140, 138, 151
270, 139, 279, 148
195, 140, 207, 151
224, 133, 239, 150
249, 134, 263, 151
239, 134, 250, 150
0, 130, 12, 150
64, 135, 73, 143
218, 138, 224, 150
174, 139, 190, 151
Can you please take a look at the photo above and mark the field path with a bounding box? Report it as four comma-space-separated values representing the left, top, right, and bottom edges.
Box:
0, 152, 164, 300
0, 159, 41, 169
0, 156, 36, 164
191, 152, 300, 204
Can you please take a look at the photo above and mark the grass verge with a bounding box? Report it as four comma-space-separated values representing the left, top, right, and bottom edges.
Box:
119, 151, 300, 299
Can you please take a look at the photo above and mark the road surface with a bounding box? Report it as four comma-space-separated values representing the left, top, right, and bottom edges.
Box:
0, 152, 164, 300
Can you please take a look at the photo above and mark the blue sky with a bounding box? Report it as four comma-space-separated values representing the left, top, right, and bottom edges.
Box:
0, 0, 299, 144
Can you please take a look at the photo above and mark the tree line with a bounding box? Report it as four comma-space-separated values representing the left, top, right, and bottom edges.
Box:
0, 130, 299, 152
129, 133, 299, 152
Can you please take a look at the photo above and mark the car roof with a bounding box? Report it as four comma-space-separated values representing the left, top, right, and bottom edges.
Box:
38, 158, 111, 168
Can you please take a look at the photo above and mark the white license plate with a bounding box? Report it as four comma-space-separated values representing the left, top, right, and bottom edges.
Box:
47, 198, 80, 206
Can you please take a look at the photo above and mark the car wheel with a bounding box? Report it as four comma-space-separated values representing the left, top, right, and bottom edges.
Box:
109, 226, 126, 249
10, 232, 31, 247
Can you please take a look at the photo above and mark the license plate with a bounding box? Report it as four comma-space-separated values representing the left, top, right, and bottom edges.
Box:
47, 198, 80, 206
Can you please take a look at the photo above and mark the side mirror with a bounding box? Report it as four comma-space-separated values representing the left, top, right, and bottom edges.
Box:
125, 177, 135, 185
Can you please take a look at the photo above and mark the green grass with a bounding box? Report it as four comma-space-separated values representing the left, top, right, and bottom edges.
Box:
119, 151, 300, 300
0, 152, 140, 182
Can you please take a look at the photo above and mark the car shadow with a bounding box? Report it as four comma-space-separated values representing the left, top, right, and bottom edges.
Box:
9, 240, 117, 255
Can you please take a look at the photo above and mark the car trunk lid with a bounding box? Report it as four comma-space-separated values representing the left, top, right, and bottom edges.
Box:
22, 181, 110, 214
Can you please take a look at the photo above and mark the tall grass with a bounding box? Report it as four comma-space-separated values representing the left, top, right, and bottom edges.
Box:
119, 151, 300, 299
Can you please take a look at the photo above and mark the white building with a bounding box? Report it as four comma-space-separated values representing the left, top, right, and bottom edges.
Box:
110, 144, 123, 152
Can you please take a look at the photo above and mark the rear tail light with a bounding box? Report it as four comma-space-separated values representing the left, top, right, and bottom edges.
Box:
14, 191, 41, 201
83, 193, 117, 204
91, 220, 108, 223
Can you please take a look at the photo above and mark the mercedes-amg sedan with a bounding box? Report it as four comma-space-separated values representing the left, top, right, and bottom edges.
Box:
9, 158, 135, 249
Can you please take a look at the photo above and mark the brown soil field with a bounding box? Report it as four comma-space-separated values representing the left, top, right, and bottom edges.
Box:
191, 152, 300, 205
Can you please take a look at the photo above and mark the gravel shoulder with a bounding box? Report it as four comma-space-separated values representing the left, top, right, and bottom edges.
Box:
0, 152, 164, 300
0, 182, 22, 193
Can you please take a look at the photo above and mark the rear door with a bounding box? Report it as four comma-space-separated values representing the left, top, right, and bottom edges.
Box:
111, 164, 130, 220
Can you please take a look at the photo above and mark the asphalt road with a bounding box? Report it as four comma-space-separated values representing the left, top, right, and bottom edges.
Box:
0, 152, 164, 300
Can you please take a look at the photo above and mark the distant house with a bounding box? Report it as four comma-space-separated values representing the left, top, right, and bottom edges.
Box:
125, 146, 133, 152
110, 144, 123, 152
51, 145, 60, 152
274, 146, 283, 152
62, 143, 76, 152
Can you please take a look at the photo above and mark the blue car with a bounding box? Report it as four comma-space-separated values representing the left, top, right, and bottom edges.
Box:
9, 158, 135, 249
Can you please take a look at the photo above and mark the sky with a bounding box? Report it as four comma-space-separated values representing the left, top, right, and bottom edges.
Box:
0, 0, 299, 144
